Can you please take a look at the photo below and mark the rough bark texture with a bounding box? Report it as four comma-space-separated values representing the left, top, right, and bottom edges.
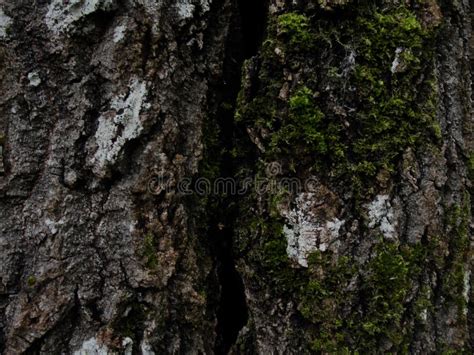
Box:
0, 0, 472, 354
0, 0, 234, 353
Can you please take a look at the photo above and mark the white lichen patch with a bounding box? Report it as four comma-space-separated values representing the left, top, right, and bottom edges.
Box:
91, 78, 149, 176
420, 308, 428, 322
341, 49, 356, 77
45, 0, 115, 34
45, 218, 65, 235
74, 338, 109, 355
0, 8, 12, 38
141, 341, 156, 355
122, 337, 133, 355
176, 0, 195, 19
200, 0, 211, 13
113, 24, 126, 43
28, 71, 42, 87
391, 47, 402, 73
283, 193, 344, 267
320, 218, 344, 252
284, 225, 317, 267
391, 47, 411, 74
463, 270, 471, 315
366, 195, 397, 239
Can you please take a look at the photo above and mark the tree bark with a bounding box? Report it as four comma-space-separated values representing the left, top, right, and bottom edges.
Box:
0, 0, 472, 354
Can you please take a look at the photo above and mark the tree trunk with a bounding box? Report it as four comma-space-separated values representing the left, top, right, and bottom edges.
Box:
0, 0, 472, 354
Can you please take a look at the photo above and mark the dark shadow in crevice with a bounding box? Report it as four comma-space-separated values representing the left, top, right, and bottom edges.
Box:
213, 224, 249, 355
211, 0, 268, 354
238, 0, 269, 59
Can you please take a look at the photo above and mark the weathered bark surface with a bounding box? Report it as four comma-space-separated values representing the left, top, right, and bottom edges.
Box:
0, 0, 472, 354
0, 0, 235, 353
232, 0, 473, 353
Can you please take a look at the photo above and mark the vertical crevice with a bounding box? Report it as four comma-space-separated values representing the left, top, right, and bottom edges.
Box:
210, 0, 268, 354
238, 0, 268, 59
213, 224, 248, 354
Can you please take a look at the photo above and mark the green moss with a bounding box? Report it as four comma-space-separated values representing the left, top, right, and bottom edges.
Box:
347, 7, 438, 181
268, 188, 290, 218
262, 237, 287, 269
111, 301, 147, 345
431, 122, 442, 140
233, 190, 305, 294
277, 13, 313, 49
299, 252, 355, 352
413, 284, 433, 322
236, 5, 440, 194
232, 3, 468, 352
258, 218, 302, 290
360, 243, 413, 348
441, 197, 471, 316
467, 152, 474, 182
298, 241, 429, 352
269, 86, 331, 157
143, 233, 158, 269
27, 275, 36, 286
296, 199, 469, 351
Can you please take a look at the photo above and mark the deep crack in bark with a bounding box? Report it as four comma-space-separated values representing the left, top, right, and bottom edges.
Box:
211, 0, 268, 353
